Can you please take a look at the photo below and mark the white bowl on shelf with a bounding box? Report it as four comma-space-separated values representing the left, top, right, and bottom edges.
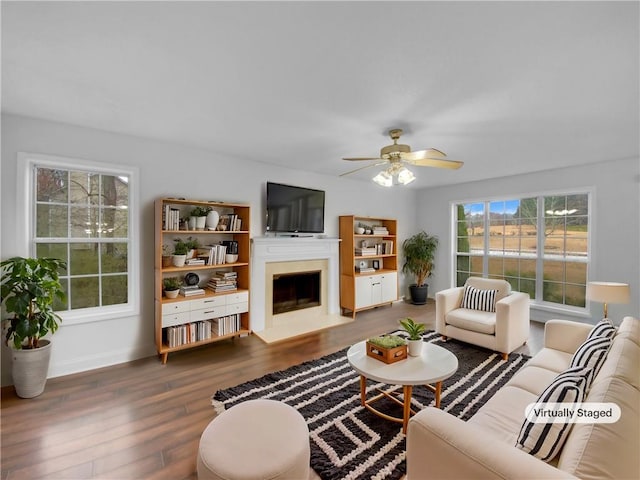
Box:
225, 254, 239, 264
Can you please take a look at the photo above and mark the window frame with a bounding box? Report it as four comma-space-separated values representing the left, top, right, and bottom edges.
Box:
451, 188, 594, 316
17, 152, 140, 325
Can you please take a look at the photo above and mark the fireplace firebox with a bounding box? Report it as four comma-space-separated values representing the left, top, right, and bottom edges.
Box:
272, 270, 321, 315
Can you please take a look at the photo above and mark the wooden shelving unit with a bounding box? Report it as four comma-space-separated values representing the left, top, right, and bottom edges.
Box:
154, 198, 251, 363
339, 215, 398, 318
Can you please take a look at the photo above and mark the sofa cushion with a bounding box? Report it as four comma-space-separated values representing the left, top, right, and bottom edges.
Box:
505, 365, 561, 396
586, 318, 616, 340
515, 366, 592, 462
525, 348, 573, 374
445, 308, 496, 335
461, 284, 498, 312
569, 335, 612, 380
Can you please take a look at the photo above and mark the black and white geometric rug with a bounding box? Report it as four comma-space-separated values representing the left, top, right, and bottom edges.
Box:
212, 330, 530, 480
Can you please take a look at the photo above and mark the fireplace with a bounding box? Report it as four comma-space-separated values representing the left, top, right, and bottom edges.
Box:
251, 237, 349, 341
273, 270, 321, 315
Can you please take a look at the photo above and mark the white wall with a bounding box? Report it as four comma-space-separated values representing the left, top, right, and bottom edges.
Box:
416, 157, 640, 323
1, 113, 418, 386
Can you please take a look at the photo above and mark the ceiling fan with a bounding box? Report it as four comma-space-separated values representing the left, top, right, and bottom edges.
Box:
341, 129, 463, 186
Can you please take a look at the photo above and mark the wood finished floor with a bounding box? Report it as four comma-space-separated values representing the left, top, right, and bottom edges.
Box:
1, 301, 544, 480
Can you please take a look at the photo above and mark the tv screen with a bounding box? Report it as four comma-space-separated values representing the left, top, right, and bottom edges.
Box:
266, 182, 325, 233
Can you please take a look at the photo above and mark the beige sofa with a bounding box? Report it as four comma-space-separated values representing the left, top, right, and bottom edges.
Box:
407, 316, 640, 479
436, 277, 530, 360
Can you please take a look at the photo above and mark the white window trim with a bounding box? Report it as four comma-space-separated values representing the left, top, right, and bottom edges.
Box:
17, 152, 140, 325
449, 186, 595, 314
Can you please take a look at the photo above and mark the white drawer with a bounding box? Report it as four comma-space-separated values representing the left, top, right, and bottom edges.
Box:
225, 291, 249, 305
190, 296, 225, 310
162, 311, 190, 328
190, 305, 227, 322
162, 302, 190, 315
225, 302, 248, 315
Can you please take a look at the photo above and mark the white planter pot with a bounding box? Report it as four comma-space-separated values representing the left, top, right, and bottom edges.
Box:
165, 289, 180, 299
206, 210, 219, 230
173, 254, 187, 267
195, 216, 207, 230
11, 339, 53, 398
407, 339, 423, 357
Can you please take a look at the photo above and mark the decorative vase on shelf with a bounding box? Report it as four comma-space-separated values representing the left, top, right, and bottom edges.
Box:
206, 210, 219, 230
188, 216, 197, 230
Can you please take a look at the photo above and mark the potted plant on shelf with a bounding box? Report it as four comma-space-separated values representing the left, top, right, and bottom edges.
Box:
1, 256, 67, 398
184, 236, 200, 259
190, 206, 211, 231
162, 244, 173, 268
163, 276, 182, 299
399, 317, 427, 356
402, 231, 438, 305
173, 238, 189, 267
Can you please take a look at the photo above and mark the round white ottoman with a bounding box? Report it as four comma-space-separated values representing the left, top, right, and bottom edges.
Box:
197, 399, 310, 480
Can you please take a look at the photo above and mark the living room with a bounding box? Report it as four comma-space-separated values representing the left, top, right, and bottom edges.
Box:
1, 1, 638, 479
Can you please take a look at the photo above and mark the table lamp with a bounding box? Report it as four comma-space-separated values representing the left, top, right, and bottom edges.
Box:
586, 281, 630, 318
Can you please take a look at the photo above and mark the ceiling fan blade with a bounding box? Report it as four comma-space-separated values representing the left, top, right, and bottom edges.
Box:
342, 156, 383, 161
401, 148, 447, 161
340, 161, 387, 177
406, 157, 464, 169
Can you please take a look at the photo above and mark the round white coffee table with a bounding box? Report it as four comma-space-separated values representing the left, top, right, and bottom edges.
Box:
347, 340, 458, 433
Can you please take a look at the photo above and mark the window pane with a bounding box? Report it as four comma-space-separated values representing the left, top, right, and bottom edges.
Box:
545, 234, 565, 256
54, 278, 69, 311
70, 206, 100, 238
565, 284, 586, 307
36, 205, 68, 237
504, 258, 518, 277
470, 256, 483, 274
70, 276, 99, 309
543, 281, 564, 303
101, 243, 128, 273
70, 171, 100, 205
37, 168, 68, 202
70, 243, 99, 275
520, 259, 536, 279
488, 257, 503, 276
565, 262, 587, 285
101, 208, 128, 238
36, 243, 68, 275
102, 275, 128, 306
543, 260, 564, 283
520, 278, 536, 299
102, 175, 129, 207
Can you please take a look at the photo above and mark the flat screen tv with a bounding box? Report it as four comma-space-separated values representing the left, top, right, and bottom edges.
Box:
266, 182, 325, 234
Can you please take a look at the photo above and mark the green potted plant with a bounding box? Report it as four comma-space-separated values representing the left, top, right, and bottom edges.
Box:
190, 206, 212, 230
399, 317, 427, 356
366, 334, 407, 364
163, 276, 182, 299
173, 238, 189, 267
402, 231, 438, 305
1, 256, 67, 398
184, 236, 200, 259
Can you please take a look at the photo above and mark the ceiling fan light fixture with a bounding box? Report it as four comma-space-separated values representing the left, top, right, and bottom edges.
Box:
397, 167, 416, 185
373, 170, 393, 187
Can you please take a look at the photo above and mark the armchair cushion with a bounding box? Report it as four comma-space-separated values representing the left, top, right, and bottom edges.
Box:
461, 284, 498, 312
445, 308, 496, 335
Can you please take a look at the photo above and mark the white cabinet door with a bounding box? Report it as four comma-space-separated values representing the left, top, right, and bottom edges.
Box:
380, 272, 398, 303
355, 276, 373, 308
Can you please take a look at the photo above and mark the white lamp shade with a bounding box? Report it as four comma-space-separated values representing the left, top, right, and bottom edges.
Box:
586, 282, 630, 304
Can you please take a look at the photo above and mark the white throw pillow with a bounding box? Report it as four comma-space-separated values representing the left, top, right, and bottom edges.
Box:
515, 366, 592, 462
461, 285, 498, 312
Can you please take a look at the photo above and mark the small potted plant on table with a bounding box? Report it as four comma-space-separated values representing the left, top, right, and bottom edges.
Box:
366, 334, 407, 364
399, 317, 427, 356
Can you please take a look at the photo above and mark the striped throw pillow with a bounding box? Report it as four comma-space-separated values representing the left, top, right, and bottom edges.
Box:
569, 335, 612, 380
515, 366, 592, 461
461, 285, 498, 312
587, 318, 616, 340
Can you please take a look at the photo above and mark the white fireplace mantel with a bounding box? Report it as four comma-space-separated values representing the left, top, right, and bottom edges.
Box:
250, 237, 341, 332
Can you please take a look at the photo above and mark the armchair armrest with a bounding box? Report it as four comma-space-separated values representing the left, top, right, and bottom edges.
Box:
435, 287, 464, 334
407, 408, 577, 479
495, 291, 530, 354
543, 319, 592, 354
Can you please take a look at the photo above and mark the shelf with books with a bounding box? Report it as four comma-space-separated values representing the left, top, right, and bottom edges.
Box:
339, 215, 399, 318
155, 197, 251, 363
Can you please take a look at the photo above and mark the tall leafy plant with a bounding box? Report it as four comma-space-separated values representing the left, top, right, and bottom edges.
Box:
1, 257, 67, 349
402, 231, 439, 287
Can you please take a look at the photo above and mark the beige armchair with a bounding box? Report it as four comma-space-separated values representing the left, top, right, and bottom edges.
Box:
436, 277, 530, 360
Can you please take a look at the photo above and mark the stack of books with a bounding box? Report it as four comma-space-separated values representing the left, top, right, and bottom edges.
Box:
373, 226, 389, 235
355, 246, 377, 256
185, 258, 205, 266
356, 266, 376, 273
180, 285, 205, 297
207, 271, 238, 293
197, 244, 227, 265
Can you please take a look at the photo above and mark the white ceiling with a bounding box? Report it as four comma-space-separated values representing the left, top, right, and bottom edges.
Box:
2, 1, 638, 189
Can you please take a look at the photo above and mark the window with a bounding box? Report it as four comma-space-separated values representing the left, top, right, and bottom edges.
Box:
19, 153, 139, 322
455, 192, 590, 311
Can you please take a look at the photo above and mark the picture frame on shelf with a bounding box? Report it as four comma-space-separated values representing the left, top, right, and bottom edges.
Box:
373, 260, 380, 270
